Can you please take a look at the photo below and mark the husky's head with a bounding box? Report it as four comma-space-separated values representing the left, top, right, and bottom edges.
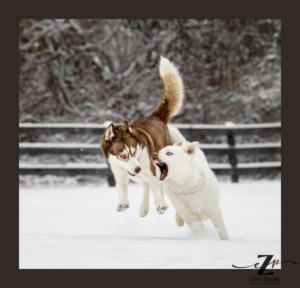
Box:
152, 141, 199, 181
100, 120, 142, 176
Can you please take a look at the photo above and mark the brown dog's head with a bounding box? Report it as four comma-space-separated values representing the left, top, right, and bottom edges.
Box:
100, 120, 142, 176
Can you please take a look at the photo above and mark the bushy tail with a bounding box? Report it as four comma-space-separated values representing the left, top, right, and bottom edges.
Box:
168, 126, 188, 145
151, 56, 184, 124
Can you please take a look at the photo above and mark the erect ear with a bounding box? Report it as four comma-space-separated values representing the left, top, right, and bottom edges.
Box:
122, 119, 132, 133
105, 123, 115, 142
173, 141, 182, 147
184, 142, 199, 156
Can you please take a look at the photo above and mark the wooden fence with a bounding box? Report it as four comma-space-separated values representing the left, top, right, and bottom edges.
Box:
19, 122, 281, 184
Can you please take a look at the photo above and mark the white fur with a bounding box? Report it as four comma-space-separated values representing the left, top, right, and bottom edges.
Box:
168, 126, 188, 145
130, 146, 136, 155
158, 57, 184, 120
109, 144, 141, 176
110, 145, 168, 216
156, 140, 229, 240
160, 56, 180, 78
109, 126, 186, 216
105, 125, 114, 141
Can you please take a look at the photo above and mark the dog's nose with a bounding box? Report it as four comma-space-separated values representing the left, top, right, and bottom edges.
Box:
152, 153, 158, 161
135, 167, 141, 174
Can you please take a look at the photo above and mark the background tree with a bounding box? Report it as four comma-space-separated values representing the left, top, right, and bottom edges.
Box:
19, 19, 281, 124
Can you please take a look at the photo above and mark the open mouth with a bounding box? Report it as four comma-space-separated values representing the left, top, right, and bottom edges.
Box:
127, 170, 136, 176
153, 159, 168, 181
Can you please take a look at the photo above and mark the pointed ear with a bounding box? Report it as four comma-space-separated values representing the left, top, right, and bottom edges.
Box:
122, 119, 132, 133
184, 142, 199, 156
105, 123, 115, 142
173, 141, 182, 147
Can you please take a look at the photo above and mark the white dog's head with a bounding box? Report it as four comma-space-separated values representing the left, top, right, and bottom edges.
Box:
152, 141, 199, 181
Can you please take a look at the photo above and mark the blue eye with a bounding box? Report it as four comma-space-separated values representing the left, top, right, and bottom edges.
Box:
121, 155, 126, 159
167, 152, 173, 156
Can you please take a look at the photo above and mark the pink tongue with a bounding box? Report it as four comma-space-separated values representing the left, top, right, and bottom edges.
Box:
153, 160, 161, 164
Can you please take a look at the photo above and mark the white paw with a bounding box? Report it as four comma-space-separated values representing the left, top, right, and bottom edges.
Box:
117, 203, 129, 212
140, 203, 149, 217
156, 201, 169, 214
175, 213, 185, 227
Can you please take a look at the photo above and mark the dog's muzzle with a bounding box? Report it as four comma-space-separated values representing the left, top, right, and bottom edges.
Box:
152, 153, 168, 181
127, 167, 141, 176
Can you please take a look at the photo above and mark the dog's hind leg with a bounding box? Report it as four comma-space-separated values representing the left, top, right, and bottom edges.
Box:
175, 212, 185, 227
110, 164, 130, 212
209, 208, 229, 240
139, 181, 150, 217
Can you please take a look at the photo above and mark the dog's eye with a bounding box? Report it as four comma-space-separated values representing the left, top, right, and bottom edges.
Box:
167, 152, 173, 156
120, 155, 126, 159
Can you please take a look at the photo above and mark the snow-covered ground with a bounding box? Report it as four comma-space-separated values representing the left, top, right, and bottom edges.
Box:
19, 180, 281, 269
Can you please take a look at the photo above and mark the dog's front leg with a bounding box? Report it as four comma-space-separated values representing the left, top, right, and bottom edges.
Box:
110, 164, 129, 212
139, 181, 149, 217
148, 176, 169, 214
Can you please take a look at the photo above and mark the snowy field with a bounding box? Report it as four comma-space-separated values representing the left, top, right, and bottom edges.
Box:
20, 180, 281, 269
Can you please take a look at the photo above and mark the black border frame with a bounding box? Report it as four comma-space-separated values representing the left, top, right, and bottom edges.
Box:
5, 1, 299, 287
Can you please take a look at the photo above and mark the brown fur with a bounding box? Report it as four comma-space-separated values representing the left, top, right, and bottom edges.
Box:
101, 117, 170, 176
131, 116, 171, 175
100, 121, 140, 160
151, 75, 184, 124
100, 57, 184, 177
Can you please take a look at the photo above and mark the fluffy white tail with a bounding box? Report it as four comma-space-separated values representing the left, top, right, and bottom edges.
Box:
168, 126, 188, 145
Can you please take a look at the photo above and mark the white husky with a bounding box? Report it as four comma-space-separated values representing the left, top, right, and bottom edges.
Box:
152, 127, 229, 240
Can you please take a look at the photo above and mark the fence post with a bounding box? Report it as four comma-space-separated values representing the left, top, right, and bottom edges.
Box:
107, 162, 116, 186
227, 132, 238, 183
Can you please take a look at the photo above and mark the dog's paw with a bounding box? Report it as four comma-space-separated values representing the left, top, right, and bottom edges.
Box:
156, 201, 169, 214
117, 203, 129, 212
176, 213, 185, 227
140, 203, 149, 217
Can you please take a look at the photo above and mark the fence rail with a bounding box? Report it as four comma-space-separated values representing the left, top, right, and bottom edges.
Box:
19, 122, 281, 184
19, 162, 281, 176
19, 122, 281, 136
19, 142, 281, 156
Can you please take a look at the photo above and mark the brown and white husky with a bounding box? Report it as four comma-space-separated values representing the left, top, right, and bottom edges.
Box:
100, 56, 184, 217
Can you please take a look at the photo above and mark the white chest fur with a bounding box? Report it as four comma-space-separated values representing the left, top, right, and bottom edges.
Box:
162, 163, 220, 224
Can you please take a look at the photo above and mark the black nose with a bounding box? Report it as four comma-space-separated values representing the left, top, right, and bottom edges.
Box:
135, 167, 141, 174
152, 153, 158, 161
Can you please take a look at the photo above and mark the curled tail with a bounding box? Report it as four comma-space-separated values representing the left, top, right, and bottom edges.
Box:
168, 126, 188, 145
151, 56, 184, 124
